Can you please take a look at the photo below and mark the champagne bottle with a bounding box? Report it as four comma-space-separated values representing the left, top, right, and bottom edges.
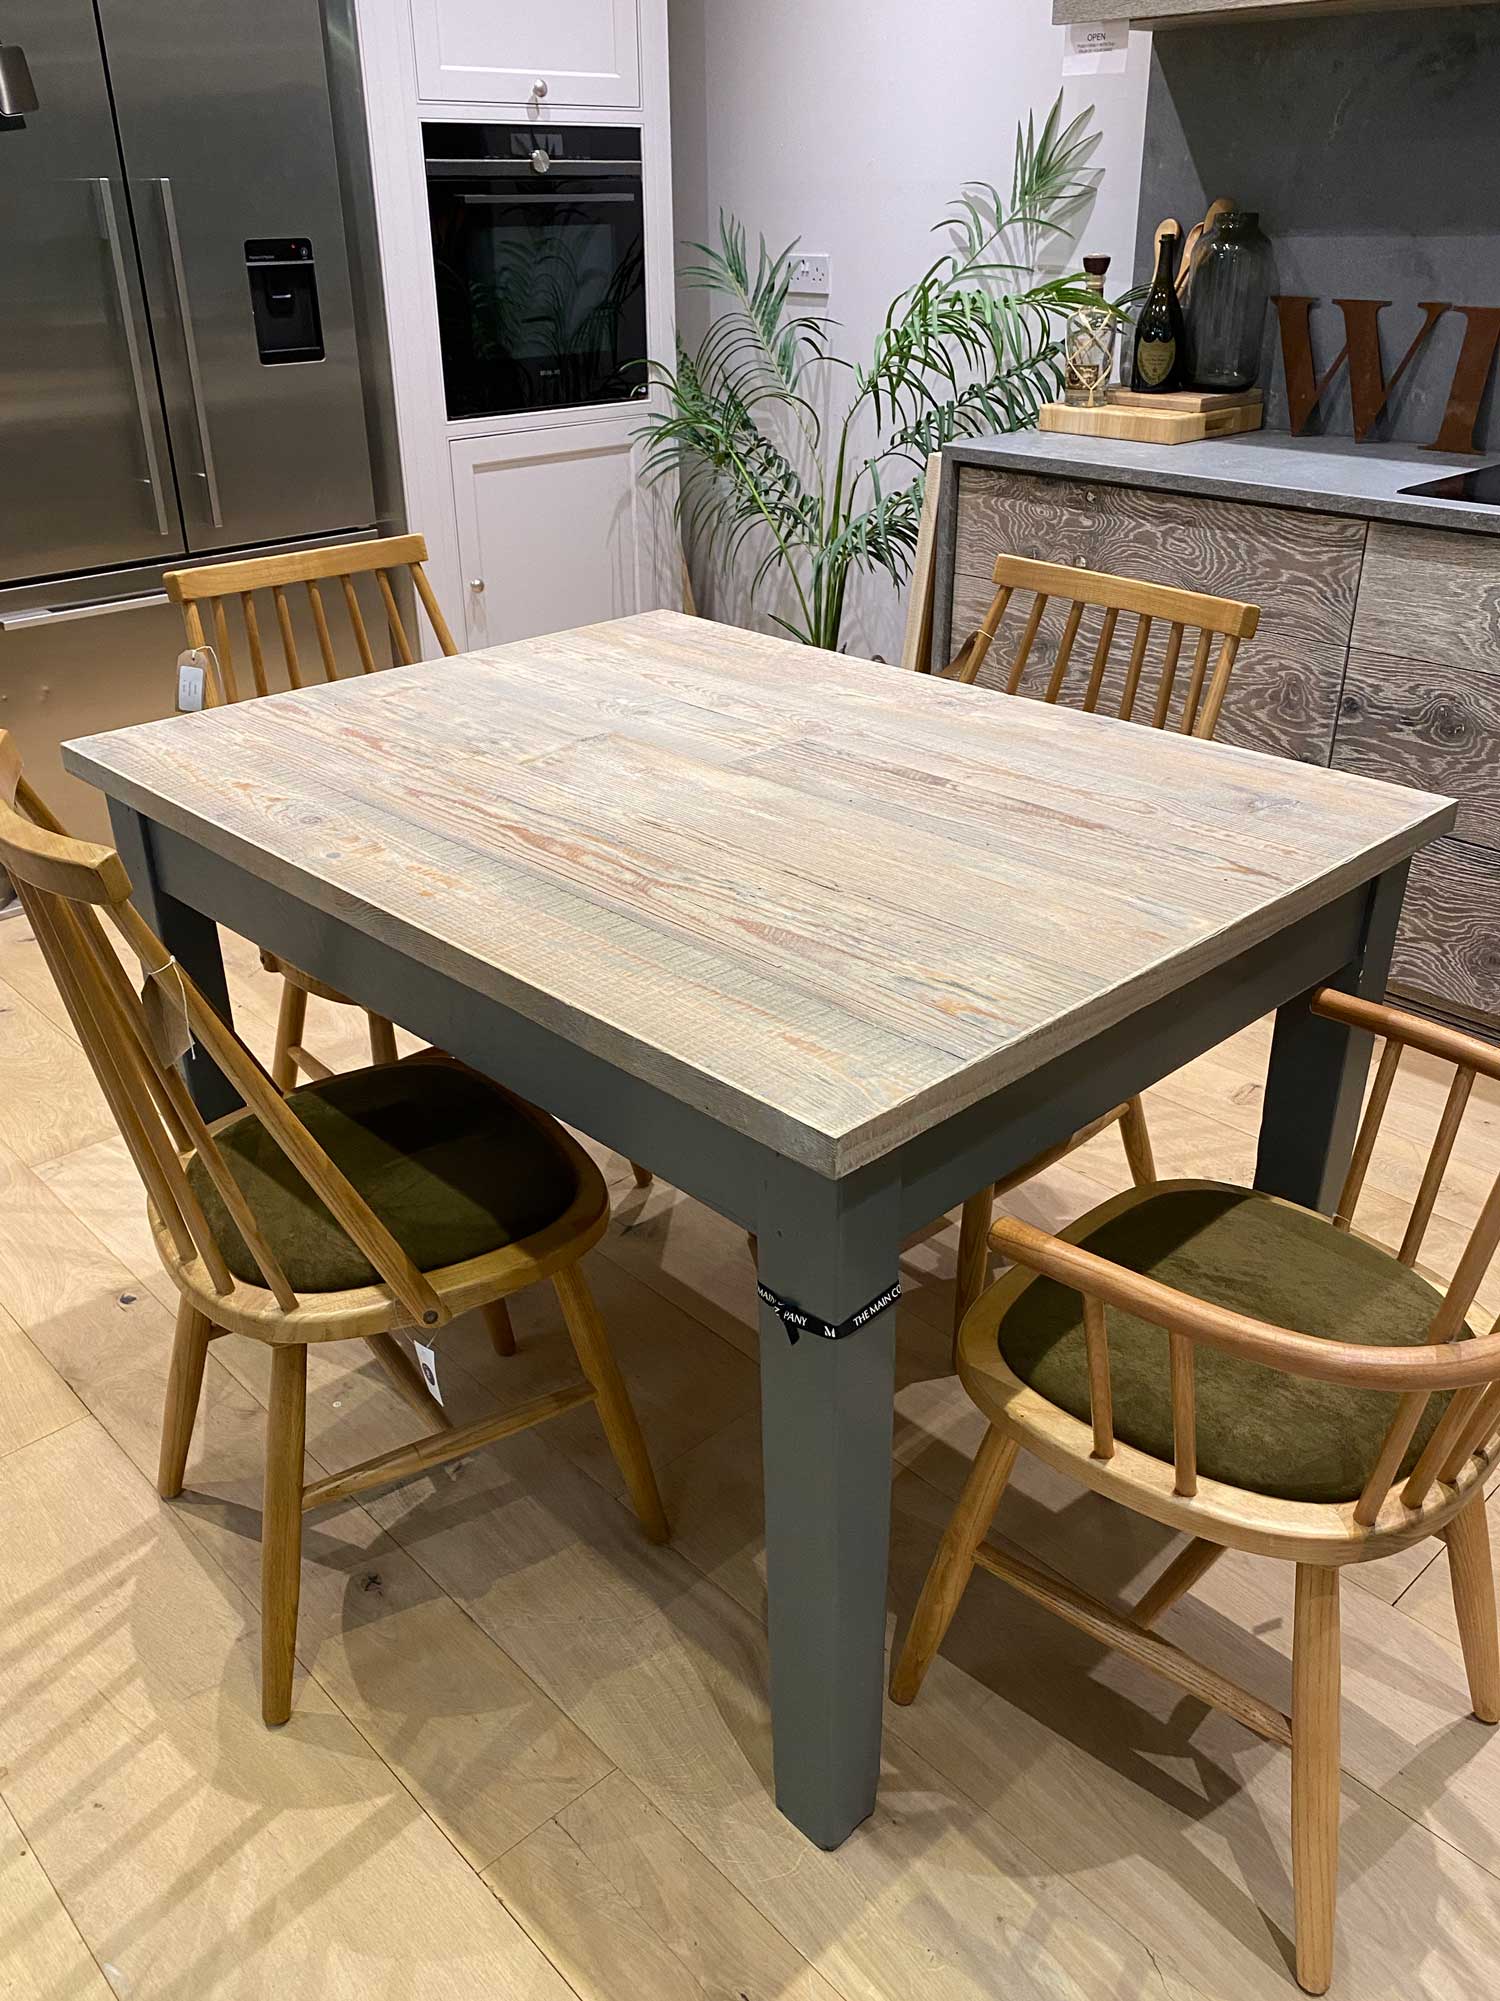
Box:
1131, 229, 1186, 393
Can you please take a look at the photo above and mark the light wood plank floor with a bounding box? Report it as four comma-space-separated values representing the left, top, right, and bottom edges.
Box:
3, 901, 1500, 1999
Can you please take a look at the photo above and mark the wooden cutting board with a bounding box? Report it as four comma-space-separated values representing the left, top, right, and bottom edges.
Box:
1107, 387, 1262, 413
1037, 394, 1263, 445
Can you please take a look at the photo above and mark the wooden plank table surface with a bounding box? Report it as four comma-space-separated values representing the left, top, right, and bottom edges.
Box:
64, 608, 1456, 1850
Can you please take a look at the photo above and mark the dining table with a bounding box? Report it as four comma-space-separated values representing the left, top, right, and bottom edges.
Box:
64, 607, 1454, 1851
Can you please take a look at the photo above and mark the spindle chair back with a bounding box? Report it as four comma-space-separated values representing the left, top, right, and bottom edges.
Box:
0, 729, 667, 1727
893, 983, 1500, 1992
164, 531, 458, 704
948, 552, 1260, 739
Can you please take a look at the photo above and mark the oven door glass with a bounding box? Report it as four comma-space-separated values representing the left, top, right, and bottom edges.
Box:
426, 130, 648, 422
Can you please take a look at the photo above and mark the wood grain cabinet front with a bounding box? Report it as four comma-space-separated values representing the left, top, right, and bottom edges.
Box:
1334, 521, 1500, 1025
1337, 523, 1500, 846
1392, 840, 1500, 1027
949, 468, 1364, 766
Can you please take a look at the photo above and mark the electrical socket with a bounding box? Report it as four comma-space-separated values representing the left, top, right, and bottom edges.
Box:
789, 253, 830, 295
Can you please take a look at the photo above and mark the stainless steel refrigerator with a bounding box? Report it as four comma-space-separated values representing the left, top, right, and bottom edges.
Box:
0, 0, 384, 623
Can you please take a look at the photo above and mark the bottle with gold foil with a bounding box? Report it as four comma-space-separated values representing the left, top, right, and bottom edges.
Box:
1131, 229, 1186, 392
1062, 255, 1116, 408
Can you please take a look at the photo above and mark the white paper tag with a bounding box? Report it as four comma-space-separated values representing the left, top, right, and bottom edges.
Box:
413, 1339, 444, 1407
176, 647, 212, 712
1062, 21, 1129, 74
140, 960, 195, 1068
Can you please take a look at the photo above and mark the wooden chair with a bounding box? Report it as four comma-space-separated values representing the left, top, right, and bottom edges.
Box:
0, 729, 668, 1728
165, 534, 458, 1091
943, 553, 1262, 1343
891, 985, 1500, 1994
166, 534, 655, 1192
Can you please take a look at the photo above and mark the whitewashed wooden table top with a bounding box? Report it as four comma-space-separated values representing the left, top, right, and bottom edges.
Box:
66, 610, 1455, 1175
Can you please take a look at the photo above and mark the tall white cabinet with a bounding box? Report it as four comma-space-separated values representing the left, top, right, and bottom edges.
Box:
352, 0, 675, 652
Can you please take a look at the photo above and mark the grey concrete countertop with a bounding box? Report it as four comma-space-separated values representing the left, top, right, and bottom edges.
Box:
946, 428, 1500, 538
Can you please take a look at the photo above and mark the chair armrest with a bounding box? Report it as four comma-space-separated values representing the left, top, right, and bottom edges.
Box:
986, 1213, 1500, 1392
1311, 987, 1500, 1085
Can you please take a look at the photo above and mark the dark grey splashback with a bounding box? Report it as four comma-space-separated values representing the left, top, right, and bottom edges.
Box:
1134, 8, 1500, 449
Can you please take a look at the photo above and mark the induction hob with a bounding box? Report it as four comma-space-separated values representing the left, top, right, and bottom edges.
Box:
1398, 463, 1500, 505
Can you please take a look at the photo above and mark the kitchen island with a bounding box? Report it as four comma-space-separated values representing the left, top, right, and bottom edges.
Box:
931, 428, 1500, 1028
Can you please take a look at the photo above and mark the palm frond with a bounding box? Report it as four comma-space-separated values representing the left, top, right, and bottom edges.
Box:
638, 96, 1109, 652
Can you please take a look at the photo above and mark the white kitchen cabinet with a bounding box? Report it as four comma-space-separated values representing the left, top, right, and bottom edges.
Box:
411, 0, 640, 108
451, 420, 670, 648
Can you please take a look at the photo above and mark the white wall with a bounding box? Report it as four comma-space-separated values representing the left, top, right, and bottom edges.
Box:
668, 0, 1151, 660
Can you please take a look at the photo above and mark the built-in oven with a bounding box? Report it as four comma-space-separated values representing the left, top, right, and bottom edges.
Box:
423, 122, 648, 422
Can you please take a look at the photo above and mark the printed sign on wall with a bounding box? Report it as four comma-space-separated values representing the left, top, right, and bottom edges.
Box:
1062, 22, 1129, 76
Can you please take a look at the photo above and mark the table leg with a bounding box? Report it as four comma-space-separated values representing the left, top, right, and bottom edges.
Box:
1255, 862, 1408, 1213
756, 1160, 900, 1848
108, 802, 242, 1121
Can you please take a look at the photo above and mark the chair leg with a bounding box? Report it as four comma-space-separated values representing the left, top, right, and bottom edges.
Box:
1291, 1564, 1341, 1996
890, 1426, 1019, 1705
1444, 1493, 1500, 1725
261, 1345, 307, 1727
1118, 1095, 1156, 1187
272, 979, 307, 1091
368, 1012, 399, 1065
954, 1184, 995, 1359
629, 1161, 653, 1189
482, 1298, 518, 1358
158, 1298, 215, 1499
1131, 1537, 1225, 1629
552, 1262, 668, 1544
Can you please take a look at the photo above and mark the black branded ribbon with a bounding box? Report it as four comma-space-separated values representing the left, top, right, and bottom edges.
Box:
756, 1277, 902, 1344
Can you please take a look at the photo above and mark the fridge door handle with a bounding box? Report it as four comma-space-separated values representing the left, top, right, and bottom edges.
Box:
155, 176, 223, 530
93, 177, 170, 538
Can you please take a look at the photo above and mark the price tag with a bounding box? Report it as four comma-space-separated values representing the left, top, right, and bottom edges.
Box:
175, 646, 214, 712
1062, 21, 1130, 74
413, 1338, 444, 1406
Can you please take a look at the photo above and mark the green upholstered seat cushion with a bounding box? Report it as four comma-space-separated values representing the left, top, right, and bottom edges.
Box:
187, 1062, 579, 1293
994, 1183, 1459, 1505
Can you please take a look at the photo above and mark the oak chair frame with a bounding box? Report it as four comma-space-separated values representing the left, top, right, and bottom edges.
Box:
942, 551, 1262, 1346
0, 731, 668, 1728
892, 984, 1500, 1993
165, 534, 459, 1092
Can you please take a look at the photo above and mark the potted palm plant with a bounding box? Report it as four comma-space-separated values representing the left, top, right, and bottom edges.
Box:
640, 96, 1109, 653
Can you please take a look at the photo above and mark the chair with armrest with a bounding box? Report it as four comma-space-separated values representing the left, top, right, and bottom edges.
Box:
938, 550, 1262, 1345
0, 728, 668, 1728
890, 985, 1500, 1993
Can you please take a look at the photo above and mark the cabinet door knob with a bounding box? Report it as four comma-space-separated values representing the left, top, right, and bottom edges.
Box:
532, 76, 548, 98
469, 578, 485, 593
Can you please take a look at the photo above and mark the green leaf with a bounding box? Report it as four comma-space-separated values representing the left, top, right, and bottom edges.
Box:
638, 97, 1107, 651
